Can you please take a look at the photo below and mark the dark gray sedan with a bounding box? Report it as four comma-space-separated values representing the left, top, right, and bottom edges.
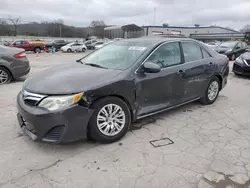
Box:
0, 45, 30, 84
17, 37, 229, 144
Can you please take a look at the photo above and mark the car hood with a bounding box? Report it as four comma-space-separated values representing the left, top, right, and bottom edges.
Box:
215, 47, 229, 53
23, 63, 123, 95
242, 52, 250, 60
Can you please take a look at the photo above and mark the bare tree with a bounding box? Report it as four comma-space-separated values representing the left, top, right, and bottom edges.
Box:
89, 20, 106, 38
0, 18, 11, 36
8, 17, 21, 36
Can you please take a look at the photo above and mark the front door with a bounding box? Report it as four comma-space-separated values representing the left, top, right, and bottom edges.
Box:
135, 42, 186, 117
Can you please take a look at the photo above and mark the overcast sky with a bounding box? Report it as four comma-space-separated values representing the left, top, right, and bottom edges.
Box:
0, 0, 250, 30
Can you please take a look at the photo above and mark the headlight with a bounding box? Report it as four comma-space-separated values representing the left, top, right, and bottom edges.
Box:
38, 93, 83, 111
225, 49, 232, 54
236, 56, 246, 65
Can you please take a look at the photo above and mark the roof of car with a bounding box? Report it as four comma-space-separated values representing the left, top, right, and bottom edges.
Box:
121, 36, 196, 45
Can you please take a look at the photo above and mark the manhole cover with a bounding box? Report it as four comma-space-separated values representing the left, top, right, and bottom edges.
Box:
150, 137, 174, 148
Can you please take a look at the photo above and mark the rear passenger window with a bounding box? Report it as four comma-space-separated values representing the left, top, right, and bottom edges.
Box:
202, 49, 211, 58
182, 42, 203, 62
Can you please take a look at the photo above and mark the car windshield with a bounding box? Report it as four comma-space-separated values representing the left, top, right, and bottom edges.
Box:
82, 41, 151, 70
218, 42, 237, 48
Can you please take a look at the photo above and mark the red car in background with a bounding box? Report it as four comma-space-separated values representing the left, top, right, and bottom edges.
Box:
8, 40, 45, 53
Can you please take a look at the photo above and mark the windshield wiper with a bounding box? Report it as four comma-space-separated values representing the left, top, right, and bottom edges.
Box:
85, 63, 108, 69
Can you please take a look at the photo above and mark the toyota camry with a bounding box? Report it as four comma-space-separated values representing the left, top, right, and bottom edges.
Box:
17, 37, 229, 143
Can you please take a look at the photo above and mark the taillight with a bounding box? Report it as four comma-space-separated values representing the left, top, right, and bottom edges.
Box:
14, 52, 26, 58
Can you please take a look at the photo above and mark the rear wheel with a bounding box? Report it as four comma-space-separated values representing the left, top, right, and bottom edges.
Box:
88, 97, 131, 143
34, 47, 41, 53
82, 48, 86, 52
200, 76, 220, 105
0, 67, 11, 85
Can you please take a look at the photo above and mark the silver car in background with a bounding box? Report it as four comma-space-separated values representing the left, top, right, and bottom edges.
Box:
0, 45, 30, 84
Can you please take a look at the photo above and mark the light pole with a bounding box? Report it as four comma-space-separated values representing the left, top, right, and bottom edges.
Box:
153, 7, 156, 26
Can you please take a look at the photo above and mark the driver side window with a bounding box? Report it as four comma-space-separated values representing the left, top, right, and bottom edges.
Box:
147, 42, 181, 68
236, 43, 241, 49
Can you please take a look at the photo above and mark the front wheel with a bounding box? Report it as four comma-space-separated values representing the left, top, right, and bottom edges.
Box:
88, 97, 131, 143
67, 48, 72, 52
200, 77, 220, 105
82, 48, 86, 52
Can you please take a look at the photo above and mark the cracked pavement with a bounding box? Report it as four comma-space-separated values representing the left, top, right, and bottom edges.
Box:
0, 53, 250, 188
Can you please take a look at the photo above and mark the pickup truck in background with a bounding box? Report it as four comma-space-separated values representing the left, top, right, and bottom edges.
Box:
8, 40, 45, 53
44, 40, 69, 52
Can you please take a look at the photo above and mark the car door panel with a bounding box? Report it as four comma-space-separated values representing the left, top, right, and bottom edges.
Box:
134, 42, 186, 117
180, 42, 214, 102
135, 66, 184, 116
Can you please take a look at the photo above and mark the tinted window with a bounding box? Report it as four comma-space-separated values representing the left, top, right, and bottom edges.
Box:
14, 41, 21, 45
21, 41, 28, 44
235, 42, 241, 49
182, 42, 203, 62
147, 42, 181, 68
202, 49, 211, 58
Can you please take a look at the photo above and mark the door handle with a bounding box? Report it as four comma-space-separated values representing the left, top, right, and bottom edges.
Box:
208, 62, 214, 66
177, 70, 184, 75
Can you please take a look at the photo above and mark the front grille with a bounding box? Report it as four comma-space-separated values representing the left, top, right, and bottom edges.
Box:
22, 90, 46, 106
43, 125, 65, 142
233, 64, 242, 72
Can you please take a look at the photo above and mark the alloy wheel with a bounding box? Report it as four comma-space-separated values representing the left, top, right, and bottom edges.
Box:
97, 104, 126, 136
208, 81, 219, 101
0, 69, 9, 84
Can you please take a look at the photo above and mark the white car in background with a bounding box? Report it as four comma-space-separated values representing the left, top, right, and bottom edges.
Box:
61, 42, 87, 52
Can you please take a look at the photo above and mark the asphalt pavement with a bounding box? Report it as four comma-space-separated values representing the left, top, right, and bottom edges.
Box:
0, 52, 250, 188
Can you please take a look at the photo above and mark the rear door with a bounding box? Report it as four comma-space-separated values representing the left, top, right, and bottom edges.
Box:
179, 41, 215, 102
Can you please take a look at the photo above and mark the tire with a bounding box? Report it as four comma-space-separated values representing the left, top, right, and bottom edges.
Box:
88, 97, 131, 143
0, 67, 12, 85
82, 48, 86, 52
34, 47, 41, 53
231, 53, 236, 61
67, 48, 72, 53
200, 76, 220, 105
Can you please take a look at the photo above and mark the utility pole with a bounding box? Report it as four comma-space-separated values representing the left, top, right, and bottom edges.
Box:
153, 7, 156, 26
59, 24, 62, 38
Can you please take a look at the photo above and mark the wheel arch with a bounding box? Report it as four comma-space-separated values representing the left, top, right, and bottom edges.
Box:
214, 74, 223, 91
90, 94, 134, 122
0, 65, 13, 79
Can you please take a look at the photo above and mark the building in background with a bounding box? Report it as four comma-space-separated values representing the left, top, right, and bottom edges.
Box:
104, 24, 144, 39
143, 25, 243, 42
104, 24, 244, 42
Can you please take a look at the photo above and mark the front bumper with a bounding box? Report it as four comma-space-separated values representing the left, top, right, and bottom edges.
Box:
16, 92, 93, 143
232, 62, 250, 75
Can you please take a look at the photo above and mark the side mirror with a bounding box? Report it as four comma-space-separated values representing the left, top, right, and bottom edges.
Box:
235, 46, 240, 49
143, 62, 161, 73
